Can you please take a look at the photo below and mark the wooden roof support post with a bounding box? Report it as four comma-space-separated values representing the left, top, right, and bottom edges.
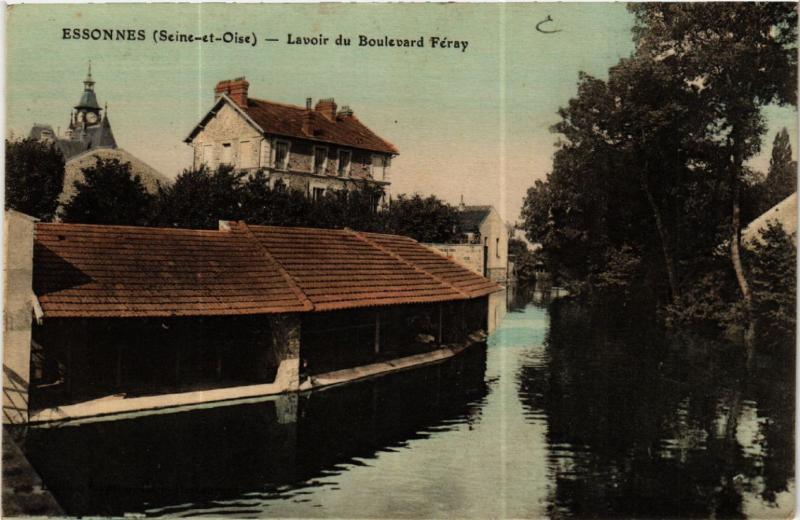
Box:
374, 311, 381, 355
115, 344, 123, 389
66, 339, 73, 397
438, 304, 443, 345
175, 342, 181, 386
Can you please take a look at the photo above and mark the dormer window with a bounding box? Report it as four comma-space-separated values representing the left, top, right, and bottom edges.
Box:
274, 140, 290, 170
337, 150, 352, 177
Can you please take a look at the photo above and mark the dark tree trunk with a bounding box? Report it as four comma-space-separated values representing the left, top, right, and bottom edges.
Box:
640, 170, 680, 304
728, 134, 755, 364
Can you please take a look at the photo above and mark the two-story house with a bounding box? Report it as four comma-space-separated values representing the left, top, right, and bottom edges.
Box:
185, 78, 399, 199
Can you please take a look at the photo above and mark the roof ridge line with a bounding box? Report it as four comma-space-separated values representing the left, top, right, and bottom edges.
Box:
349, 230, 471, 299
236, 221, 315, 312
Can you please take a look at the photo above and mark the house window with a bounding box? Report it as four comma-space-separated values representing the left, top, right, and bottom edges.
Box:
496, 238, 500, 258
274, 140, 290, 170
337, 150, 352, 177
371, 154, 389, 180
220, 143, 233, 165
313, 147, 328, 176
202, 144, 214, 166
312, 187, 325, 201
239, 140, 256, 169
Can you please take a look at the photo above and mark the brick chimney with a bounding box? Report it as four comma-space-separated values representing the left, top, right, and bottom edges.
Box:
214, 77, 249, 108
337, 105, 354, 119
302, 110, 314, 136
315, 98, 337, 121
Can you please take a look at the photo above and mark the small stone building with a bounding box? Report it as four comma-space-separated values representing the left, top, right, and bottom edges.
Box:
4, 217, 498, 424
185, 78, 399, 199
427, 204, 510, 282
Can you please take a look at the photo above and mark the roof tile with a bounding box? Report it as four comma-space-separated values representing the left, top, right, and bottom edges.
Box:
33, 222, 500, 318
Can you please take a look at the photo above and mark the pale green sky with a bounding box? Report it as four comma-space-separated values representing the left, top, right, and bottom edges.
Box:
6, 3, 797, 223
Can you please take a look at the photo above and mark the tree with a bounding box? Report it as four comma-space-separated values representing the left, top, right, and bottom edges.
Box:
764, 128, 796, 207
749, 222, 796, 351
629, 3, 798, 354
61, 158, 155, 226
522, 56, 721, 304
240, 172, 313, 227
508, 237, 538, 283
154, 165, 245, 229
310, 181, 385, 232
5, 138, 65, 220
383, 194, 460, 243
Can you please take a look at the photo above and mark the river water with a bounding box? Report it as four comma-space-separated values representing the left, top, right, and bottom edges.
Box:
23, 290, 795, 518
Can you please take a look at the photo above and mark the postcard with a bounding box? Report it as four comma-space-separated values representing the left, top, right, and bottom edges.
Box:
3, 3, 797, 518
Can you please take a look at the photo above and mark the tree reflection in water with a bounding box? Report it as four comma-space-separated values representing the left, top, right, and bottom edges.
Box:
518, 299, 794, 519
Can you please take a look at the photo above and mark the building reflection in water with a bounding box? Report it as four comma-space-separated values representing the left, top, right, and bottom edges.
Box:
17, 288, 793, 519
22, 344, 489, 517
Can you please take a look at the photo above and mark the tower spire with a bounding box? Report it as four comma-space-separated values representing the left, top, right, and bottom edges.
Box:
84, 60, 95, 91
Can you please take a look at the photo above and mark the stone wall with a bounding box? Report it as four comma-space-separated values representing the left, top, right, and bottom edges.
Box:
423, 243, 484, 276
192, 103, 267, 170
487, 267, 508, 283
3, 210, 36, 426
480, 208, 509, 276
269, 315, 301, 391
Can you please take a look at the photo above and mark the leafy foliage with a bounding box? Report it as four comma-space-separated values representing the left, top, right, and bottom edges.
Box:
628, 2, 798, 329
508, 238, 538, 283
147, 165, 458, 242
5, 138, 65, 220
382, 194, 460, 243
61, 158, 155, 226
154, 165, 246, 229
749, 222, 796, 350
523, 4, 797, 351
764, 128, 797, 208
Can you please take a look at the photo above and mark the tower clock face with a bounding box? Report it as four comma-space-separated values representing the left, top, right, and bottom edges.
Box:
76, 112, 85, 124
86, 112, 98, 124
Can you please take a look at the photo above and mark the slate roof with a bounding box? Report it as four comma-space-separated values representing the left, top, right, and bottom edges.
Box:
457, 206, 493, 233
76, 89, 100, 110
53, 121, 118, 160
33, 222, 500, 318
186, 96, 398, 155
29, 124, 56, 140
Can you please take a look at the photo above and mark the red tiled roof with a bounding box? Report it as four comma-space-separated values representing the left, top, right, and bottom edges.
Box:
244, 225, 464, 311
33, 222, 500, 318
357, 231, 499, 298
242, 98, 398, 155
185, 96, 398, 155
34, 223, 311, 318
